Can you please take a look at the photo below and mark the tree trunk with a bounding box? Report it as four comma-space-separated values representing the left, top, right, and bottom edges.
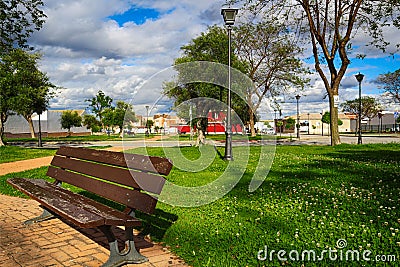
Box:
328, 94, 341, 146
0, 121, 5, 146
0, 114, 7, 146
249, 106, 256, 137
195, 119, 206, 146
195, 129, 205, 146
26, 115, 36, 138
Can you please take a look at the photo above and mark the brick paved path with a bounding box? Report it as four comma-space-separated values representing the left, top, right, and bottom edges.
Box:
0, 194, 187, 267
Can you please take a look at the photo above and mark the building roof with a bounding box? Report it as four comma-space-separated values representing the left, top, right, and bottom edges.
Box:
285, 113, 354, 120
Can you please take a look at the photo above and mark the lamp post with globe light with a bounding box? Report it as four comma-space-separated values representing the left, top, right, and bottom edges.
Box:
221, 8, 238, 161
295, 94, 301, 139
355, 73, 364, 144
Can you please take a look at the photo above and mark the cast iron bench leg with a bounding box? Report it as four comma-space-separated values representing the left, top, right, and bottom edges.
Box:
98, 225, 148, 267
24, 208, 55, 225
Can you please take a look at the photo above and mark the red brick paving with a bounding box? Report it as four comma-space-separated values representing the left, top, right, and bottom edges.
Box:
0, 194, 188, 267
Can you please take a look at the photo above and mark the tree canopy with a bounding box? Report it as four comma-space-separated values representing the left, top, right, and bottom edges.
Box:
0, 0, 46, 52
341, 96, 382, 121
0, 49, 55, 145
6, 49, 56, 138
60, 110, 82, 135
231, 0, 400, 145
165, 23, 307, 137
86, 90, 113, 131
235, 21, 309, 136
375, 68, 400, 103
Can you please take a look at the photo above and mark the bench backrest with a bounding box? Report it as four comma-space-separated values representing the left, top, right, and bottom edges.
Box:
46, 146, 172, 214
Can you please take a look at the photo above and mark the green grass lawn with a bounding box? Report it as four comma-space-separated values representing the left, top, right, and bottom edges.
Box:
0, 146, 56, 164
1, 144, 399, 266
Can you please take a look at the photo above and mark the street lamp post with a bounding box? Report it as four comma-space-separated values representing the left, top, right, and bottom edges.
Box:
221, 7, 238, 161
145, 105, 149, 136
355, 73, 364, 145
38, 113, 42, 147
295, 94, 301, 139
307, 113, 310, 135
378, 112, 382, 134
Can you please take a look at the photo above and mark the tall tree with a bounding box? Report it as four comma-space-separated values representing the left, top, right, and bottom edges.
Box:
86, 90, 113, 131
60, 110, 82, 136
164, 26, 249, 143
0, 0, 46, 53
8, 50, 56, 138
235, 21, 309, 136
0, 0, 47, 146
375, 69, 400, 103
113, 101, 136, 137
82, 114, 101, 134
232, 0, 400, 145
0, 51, 17, 146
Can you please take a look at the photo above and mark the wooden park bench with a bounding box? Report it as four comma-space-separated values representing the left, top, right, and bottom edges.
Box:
7, 146, 173, 267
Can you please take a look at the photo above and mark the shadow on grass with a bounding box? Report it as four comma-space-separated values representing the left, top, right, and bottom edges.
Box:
79, 191, 178, 241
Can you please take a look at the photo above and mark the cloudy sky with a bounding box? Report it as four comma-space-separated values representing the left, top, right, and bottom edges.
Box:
28, 0, 400, 119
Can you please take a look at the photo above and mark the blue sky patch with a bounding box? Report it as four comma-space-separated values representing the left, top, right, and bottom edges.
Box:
109, 7, 161, 26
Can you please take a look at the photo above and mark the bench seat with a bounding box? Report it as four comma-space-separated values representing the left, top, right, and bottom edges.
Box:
8, 178, 141, 228
7, 146, 173, 267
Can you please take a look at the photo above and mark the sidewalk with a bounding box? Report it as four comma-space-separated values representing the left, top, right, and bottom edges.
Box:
0, 194, 187, 267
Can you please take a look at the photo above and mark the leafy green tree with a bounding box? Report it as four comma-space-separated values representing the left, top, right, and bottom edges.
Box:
60, 110, 82, 136
100, 101, 137, 137
86, 90, 113, 131
276, 120, 283, 136
82, 114, 101, 133
233, 0, 400, 145
375, 69, 400, 103
321, 111, 343, 135
101, 108, 115, 133
235, 21, 309, 136
341, 96, 381, 130
0, 49, 54, 145
0, 0, 46, 52
113, 101, 136, 137
7, 50, 56, 138
321, 112, 331, 125
164, 26, 249, 143
285, 117, 296, 130
0, 51, 17, 146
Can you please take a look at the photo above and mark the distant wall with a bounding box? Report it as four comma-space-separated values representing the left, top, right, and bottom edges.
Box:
4, 132, 91, 138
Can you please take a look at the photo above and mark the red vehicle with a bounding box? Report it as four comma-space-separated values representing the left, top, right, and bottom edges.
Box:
177, 125, 191, 134
176, 122, 243, 135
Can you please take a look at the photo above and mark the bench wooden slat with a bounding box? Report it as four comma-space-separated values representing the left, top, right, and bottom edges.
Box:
8, 178, 142, 228
50, 155, 165, 195
7, 146, 171, 266
47, 167, 158, 214
56, 146, 173, 176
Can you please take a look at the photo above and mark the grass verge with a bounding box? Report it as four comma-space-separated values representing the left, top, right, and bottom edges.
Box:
0, 143, 399, 266
0, 146, 56, 164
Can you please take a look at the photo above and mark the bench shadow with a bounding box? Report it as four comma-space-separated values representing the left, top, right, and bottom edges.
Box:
60, 218, 154, 252
70, 192, 178, 251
